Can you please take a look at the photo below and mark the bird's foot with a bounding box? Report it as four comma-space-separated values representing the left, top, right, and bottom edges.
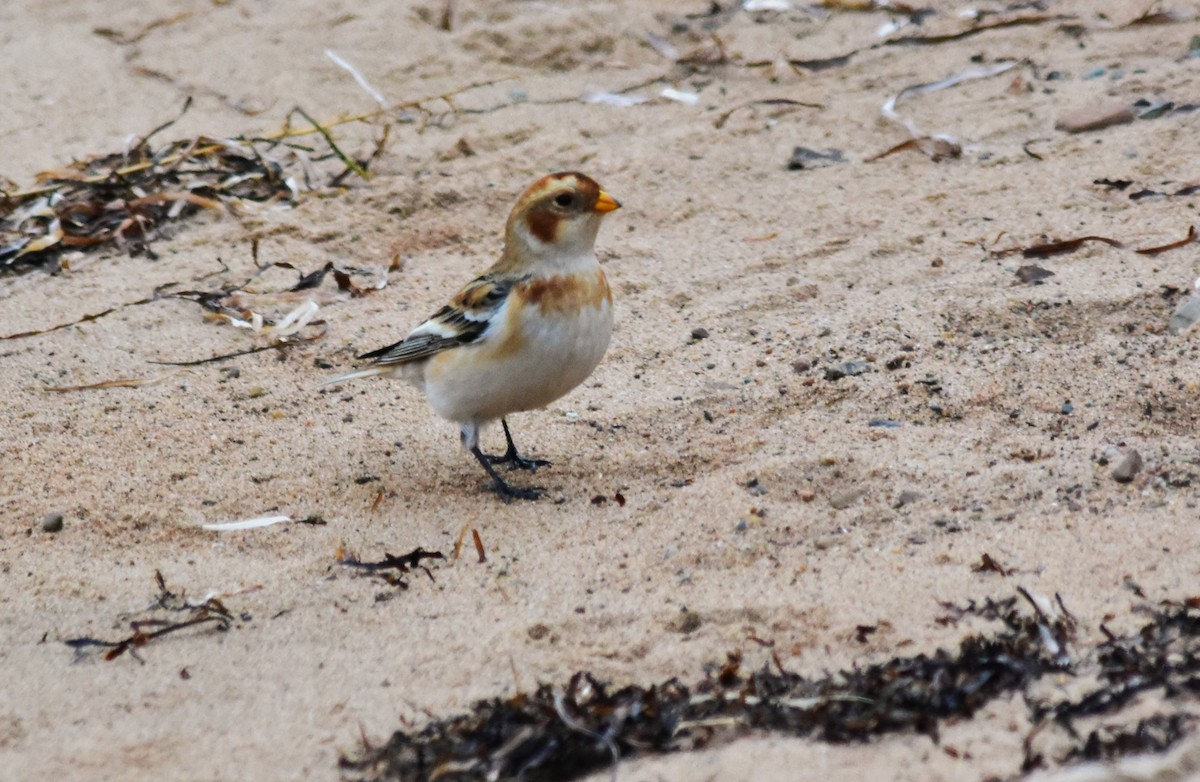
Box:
487, 449, 552, 473
493, 480, 544, 502
488, 418, 552, 472
472, 445, 544, 502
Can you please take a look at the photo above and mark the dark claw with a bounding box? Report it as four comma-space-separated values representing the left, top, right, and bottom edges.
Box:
487, 452, 552, 472
488, 418, 551, 472
471, 445, 542, 502
494, 482, 544, 502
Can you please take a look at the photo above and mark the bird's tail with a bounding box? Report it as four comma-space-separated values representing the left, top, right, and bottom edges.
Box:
317, 367, 387, 388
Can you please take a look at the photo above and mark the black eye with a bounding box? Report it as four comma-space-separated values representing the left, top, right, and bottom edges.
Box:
554, 193, 574, 208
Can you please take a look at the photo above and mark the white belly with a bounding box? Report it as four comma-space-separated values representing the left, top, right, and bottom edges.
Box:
423, 299, 613, 425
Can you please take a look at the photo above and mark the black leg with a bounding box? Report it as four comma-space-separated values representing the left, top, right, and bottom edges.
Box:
471, 445, 542, 502
486, 419, 551, 472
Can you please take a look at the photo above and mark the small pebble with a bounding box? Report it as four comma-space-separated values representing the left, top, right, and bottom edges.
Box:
894, 490, 923, 508
1055, 102, 1135, 134
825, 361, 871, 381
1169, 294, 1200, 335
690, 327, 710, 341
42, 512, 64, 533
787, 146, 845, 171
672, 610, 702, 634
812, 535, 839, 550
792, 358, 812, 373
830, 487, 866, 510
1112, 450, 1143, 483
1136, 101, 1174, 120
840, 361, 871, 376
1016, 264, 1055, 284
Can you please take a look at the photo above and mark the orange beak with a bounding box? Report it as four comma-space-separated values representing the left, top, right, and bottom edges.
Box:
594, 190, 621, 213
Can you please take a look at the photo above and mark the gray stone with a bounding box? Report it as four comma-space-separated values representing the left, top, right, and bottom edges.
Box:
1112, 450, 1143, 483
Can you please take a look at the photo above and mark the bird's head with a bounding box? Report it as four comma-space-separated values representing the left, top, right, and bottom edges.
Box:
502, 172, 620, 271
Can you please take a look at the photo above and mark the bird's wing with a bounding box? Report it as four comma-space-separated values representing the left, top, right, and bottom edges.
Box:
356, 274, 518, 367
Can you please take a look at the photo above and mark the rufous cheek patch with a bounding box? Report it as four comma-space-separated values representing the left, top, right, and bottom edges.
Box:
525, 210, 560, 244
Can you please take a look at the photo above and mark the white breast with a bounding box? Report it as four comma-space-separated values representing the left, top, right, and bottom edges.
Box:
421, 296, 613, 426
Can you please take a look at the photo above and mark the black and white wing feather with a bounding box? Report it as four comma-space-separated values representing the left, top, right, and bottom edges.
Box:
322, 274, 518, 385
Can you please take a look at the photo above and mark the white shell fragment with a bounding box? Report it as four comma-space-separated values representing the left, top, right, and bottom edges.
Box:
581, 91, 647, 107
270, 299, 320, 337
202, 515, 293, 531
225, 299, 319, 336
882, 61, 1017, 139
661, 88, 700, 106
325, 49, 388, 108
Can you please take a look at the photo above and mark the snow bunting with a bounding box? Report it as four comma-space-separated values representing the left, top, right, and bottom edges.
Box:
327, 172, 620, 501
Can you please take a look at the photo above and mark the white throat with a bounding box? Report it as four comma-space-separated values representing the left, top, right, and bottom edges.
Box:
513, 221, 602, 274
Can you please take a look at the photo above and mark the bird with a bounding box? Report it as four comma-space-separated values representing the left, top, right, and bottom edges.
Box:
325, 172, 621, 501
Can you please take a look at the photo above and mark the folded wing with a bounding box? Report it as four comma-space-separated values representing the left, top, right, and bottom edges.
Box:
356, 274, 517, 367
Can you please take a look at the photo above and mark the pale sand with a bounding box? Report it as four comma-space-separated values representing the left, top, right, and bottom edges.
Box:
2, 2, 1199, 780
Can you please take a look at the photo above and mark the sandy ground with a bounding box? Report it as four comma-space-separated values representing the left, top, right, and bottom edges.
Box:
3, 1, 1200, 780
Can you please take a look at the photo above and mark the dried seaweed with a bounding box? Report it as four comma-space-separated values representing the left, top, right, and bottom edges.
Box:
342, 594, 1200, 781
148, 330, 325, 367
38, 371, 181, 393
1122, 8, 1199, 27
339, 547, 446, 589
94, 11, 196, 45
1023, 597, 1200, 770
866, 137, 961, 162
883, 14, 1071, 47
816, 0, 928, 18
989, 235, 1126, 259
1, 100, 300, 274
2, 77, 508, 276
713, 98, 822, 129
973, 552, 1012, 575
341, 593, 1070, 780
4, 257, 378, 377
1065, 714, 1194, 764
1136, 225, 1197, 256
1105, 180, 1200, 201
993, 227, 1196, 261
0, 293, 161, 341
471, 529, 487, 563
62, 570, 238, 663
1022, 236, 1125, 257
750, 12, 1067, 76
